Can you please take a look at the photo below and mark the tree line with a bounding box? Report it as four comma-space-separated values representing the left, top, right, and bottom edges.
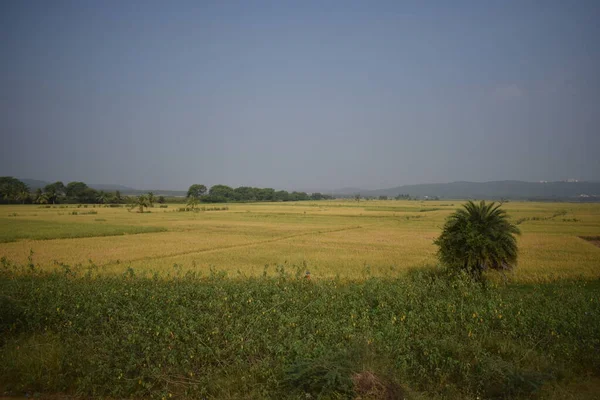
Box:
0, 177, 335, 205
2, 177, 422, 205
186, 184, 333, 203
0, 177, 167, 205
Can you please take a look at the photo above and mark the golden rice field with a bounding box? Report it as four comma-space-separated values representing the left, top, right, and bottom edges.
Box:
1, 200, 599, 282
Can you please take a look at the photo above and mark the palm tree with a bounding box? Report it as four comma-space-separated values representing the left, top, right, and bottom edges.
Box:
434, 200, 520, 279
16, 190, 30, 204
36, 193, 49, 204
96, 191, 108, 205
33, 188, 48, 204
130, 194, 150, 213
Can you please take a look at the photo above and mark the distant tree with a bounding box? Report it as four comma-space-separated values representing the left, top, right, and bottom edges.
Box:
157, 195, 166, 204
434, 200, 521, 280
202, 195, 227, 203
0, 177, 29, 203
33, 188, 43, 203
274, 190, 290, 202
96, 191, 108, 205
35, 190, 49, 204
43, 182, 65, 204
256, 188, 275, 201
147, 192, 155, 207
131, 194, 151, 213
81, 188, 99, 204
289, 191, 309, 201
187, 184, 207, 199
311, 192, 324, 201
114, 190, 123, 204
354, 193, 361, 202
187, 196, 199, 210
66, 182, 89, 202
233, 186, 257, 201
16, 189, 30, 204
209, 185, 235, 201
378, 195, 388, 200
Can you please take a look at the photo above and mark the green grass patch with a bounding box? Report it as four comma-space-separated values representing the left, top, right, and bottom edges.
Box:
364, 206, 417, 212
1, 263, 598, 399
0, 218, 167, 243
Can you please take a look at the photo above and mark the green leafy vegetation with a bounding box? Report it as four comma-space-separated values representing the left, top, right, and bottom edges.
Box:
1, 262, 598, 399
0, 218, 166, 243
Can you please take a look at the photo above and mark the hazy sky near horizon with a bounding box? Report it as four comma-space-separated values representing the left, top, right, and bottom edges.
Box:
1, 1, 599, 191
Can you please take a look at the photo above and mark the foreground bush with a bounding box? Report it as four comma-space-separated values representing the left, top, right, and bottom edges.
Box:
1, 262, 599, 399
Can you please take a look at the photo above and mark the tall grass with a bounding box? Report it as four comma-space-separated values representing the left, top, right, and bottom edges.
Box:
1, 260, 598, 399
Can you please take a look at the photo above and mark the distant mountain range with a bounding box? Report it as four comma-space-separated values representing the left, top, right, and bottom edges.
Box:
348, 180, 600, 200
18, 178, 600, 201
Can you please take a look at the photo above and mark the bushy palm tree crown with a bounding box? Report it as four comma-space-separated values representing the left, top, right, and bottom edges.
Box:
434, 200, 520, 278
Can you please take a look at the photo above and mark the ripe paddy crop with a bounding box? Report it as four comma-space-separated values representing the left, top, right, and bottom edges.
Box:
0, 200, 598, 282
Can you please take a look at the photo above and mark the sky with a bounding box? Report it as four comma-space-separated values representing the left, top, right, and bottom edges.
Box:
1, 0, 599, 191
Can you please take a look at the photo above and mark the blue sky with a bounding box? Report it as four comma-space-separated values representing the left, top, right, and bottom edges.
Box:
1, 0, 599, 190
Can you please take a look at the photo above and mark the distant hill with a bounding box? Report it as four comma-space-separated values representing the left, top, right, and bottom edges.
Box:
359, 181, 600, 201
89, 183, 137, 192
20, 178, 50, 190
333, 187, 366, 195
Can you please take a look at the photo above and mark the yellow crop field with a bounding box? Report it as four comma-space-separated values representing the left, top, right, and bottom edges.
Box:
1, 200, 599, 282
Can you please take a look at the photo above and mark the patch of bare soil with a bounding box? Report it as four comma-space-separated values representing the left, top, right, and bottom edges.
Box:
352, 371, 406, 400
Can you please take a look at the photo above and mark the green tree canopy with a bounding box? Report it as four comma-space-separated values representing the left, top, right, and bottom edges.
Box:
209, 185, 235, 200
187, 184, 207, 199
43, 181, 66, 204
290, 191, 309, 201
274, 190, 289, 202
66, 182, 89, 199
0, 177, 29, 203
233, 186, 257, 201
434, 200, 521, 279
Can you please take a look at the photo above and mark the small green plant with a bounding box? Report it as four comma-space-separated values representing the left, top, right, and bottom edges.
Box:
70, 210, 97, 215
